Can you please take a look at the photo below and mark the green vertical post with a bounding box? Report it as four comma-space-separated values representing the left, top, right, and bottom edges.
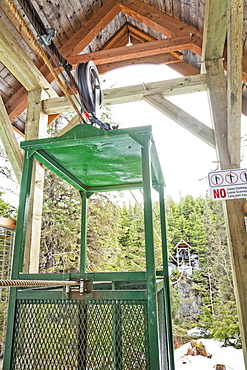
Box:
80, 191, 87, 274
141, 134, 160, 369
159, 186, 175, 370
79, 191, 88, 369
12, 150, 34, 278
4, 151, 34, 370
112, 282, 122, 370
2, 288, 17, 370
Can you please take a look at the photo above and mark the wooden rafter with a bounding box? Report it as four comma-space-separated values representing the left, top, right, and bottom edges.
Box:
3, 0, 247, 132
97, 54, 184, 74
4, 0, 203, 127
0, 19, 57, 97
67, 35, 202, 66
59, 0, 121, 57
3, 0, 122, 127
119, 0, 202, 38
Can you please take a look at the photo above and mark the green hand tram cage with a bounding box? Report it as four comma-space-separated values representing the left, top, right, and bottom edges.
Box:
4, 124, 175, 370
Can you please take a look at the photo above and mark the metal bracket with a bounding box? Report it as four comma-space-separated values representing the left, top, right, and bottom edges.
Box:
38, 28, 56, 46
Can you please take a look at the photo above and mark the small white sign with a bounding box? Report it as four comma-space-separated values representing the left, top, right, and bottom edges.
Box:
208, 168, 247, 200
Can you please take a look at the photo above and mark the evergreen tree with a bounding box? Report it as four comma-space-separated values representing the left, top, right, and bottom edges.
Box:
166, 194, 240, 347
0, 192, 16, 218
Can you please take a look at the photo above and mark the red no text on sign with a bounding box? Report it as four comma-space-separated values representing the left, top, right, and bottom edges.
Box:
208, 168, 247, 200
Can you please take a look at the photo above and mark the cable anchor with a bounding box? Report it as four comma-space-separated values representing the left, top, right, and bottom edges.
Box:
38, 27, 56, 46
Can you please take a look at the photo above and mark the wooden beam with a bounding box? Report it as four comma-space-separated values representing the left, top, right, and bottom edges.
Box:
206, 58, 247, 369
104, 74, 207, 105
0, 20, 56, 97
67, 35, 202, 67
42, 75, 207, 114
226, 2, 247, 367
165, 61, 200, 76
224, 198, 247, 369
201, 0, 227, 62
60, 0, 121, 57
143, 94, 215, 148
119, 0, 202, 39
0, 96, 23, 183
57, 115, 80, 136
42, 95, 80, 115
97, 53, 183, 74
227, 0, 243, 166
102, 24, 130, 50
4, 0, 121, 125
206, 59, 229, 167
23, 89, 48, 274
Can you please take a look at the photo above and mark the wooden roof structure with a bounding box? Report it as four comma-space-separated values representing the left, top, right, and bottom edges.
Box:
0, 0, 247, 366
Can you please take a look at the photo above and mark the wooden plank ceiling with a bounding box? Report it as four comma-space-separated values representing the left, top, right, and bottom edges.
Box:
0, 0, 246, 136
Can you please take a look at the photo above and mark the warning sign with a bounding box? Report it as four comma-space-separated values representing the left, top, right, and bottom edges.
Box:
208, 168, 247, 200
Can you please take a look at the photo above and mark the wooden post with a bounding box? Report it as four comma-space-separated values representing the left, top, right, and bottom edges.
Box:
23, 89, 48, 273
0, 96, 23, 184
206, 58, 247, 368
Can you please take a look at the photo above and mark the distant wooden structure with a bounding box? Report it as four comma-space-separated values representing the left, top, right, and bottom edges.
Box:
174, 240, 192, 272
0, 0, 247, 367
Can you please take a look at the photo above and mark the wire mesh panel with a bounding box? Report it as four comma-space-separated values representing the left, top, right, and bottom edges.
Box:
157, 288, 169, 370
11, 299, 150, 370
0, 226, 14, 357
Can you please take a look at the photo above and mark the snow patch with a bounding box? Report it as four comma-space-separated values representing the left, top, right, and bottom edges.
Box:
175, 339, 245, 370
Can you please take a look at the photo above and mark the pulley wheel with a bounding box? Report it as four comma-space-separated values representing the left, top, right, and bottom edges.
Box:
76, 61, 102, 116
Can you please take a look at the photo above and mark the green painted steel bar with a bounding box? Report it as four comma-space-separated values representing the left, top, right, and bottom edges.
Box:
19, 272, 72, 280
20, 126, 153, 151
3, 288, 17, 370
70, 290, 147, 301
22, 133, 132, 151
80, 191, 87, 273
19, 271, 147, 281
16, 289, 147, 300
87, 182, 144, 192
141, 133, 160, 369
159, 186, 175, 370
12, 150, 34, 279
34, 150, 87, 191
112, 282, 123, 370
85, 271, 147, 281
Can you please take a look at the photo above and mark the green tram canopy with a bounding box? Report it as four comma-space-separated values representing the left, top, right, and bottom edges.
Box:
20, 124, 165, 192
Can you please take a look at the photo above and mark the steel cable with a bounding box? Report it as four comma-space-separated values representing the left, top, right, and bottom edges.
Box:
12, 0, 110, 129
0, 279, 78, 287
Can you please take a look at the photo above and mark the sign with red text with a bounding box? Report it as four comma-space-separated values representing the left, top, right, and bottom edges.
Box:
208, 168, 247, 200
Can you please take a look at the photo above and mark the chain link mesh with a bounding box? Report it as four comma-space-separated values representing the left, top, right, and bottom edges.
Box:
157, 288, 169, 369
11, 299, 150, 369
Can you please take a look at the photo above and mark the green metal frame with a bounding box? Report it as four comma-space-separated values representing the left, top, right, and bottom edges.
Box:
4, 124, 174, 370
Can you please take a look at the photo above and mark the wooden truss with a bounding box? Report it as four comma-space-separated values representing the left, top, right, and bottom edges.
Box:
0, 0, 247, 366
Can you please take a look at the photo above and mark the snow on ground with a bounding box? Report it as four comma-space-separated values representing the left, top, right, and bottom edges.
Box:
175, 339, 245, 370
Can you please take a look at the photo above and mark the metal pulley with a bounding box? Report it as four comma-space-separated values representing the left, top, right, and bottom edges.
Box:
76, 61, 103, 117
